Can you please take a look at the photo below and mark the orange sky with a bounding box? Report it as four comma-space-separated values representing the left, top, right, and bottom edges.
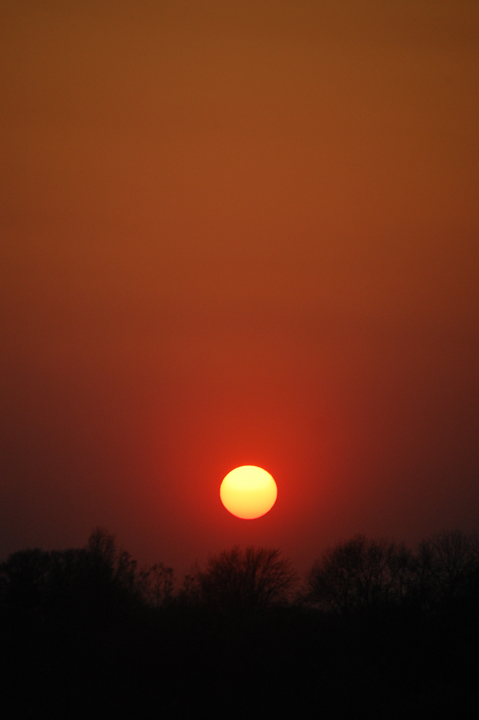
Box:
1, 1, 478, 576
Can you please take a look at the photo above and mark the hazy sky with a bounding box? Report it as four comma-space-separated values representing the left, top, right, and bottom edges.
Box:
1, 1, 478, 576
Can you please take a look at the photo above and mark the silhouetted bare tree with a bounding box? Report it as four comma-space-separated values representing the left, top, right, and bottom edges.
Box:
87, 526, 116, 566
0, 529, 156, 623
140, 562, 175, 609
196, 546, 298, 615
411, 530, 479, 612
306, 535, 412, 616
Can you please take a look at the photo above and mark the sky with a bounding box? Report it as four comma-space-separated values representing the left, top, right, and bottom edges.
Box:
1, 0, 478, 578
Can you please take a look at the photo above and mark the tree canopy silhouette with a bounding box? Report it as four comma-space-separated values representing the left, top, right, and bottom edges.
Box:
195, 546, 298, 615
306, 534, 412, 616
0, 528, 175, 624
411, 530, 479, 613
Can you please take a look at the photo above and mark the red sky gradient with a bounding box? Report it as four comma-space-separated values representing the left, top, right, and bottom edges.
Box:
1, 1, 478, 577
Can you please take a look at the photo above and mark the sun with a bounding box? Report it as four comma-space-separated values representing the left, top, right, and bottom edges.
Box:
220, 466, 277, 519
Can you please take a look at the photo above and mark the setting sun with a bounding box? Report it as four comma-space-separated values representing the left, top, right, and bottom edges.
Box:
220, 466, 277, 519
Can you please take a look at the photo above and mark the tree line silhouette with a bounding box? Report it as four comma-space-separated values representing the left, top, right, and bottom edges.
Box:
1, 529, 478, 718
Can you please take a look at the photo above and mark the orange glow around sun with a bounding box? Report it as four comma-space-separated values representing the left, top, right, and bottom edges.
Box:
220, 466, 278, 519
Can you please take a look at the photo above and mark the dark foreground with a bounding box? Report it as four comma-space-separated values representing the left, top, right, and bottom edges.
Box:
1, 532, 478, 719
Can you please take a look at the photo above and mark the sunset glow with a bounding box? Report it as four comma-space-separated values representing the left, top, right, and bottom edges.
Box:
1, 0, 478, 610
220, 466, 277, 519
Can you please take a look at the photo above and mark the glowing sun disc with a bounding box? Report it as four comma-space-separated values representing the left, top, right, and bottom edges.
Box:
220, 466, 277, 519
